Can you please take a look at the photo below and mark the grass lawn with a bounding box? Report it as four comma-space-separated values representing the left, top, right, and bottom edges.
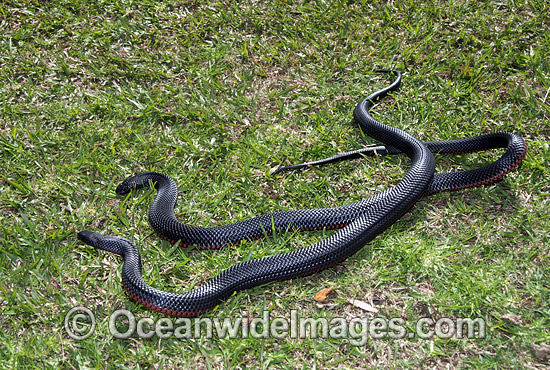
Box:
1, 0, 549, 368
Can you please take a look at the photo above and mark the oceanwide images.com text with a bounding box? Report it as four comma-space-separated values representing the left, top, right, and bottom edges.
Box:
65, 306, 487, 345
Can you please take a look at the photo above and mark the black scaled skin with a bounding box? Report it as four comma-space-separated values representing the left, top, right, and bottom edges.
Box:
78, 71, 526, 317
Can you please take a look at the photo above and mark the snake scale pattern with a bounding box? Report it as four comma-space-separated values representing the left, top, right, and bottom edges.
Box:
78, 71, 526, 317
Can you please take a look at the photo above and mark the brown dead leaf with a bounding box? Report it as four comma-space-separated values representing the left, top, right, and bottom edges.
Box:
50, 274, 61, 289
501, 313, 523, 325
532, 343, 550, 361
314, 288, 333, 303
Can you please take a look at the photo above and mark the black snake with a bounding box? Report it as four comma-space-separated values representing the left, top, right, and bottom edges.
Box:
78, 71, 526, 317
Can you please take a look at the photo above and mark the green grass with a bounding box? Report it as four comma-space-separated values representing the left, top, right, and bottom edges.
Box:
1, 0, 549, 368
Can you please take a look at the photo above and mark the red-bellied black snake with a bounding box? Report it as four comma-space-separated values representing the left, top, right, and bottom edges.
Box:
78, 71, 526, 317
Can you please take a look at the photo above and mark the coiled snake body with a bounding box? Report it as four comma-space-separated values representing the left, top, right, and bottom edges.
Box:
78, 71, 526, 317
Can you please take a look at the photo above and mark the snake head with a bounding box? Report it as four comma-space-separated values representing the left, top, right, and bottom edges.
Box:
115, 176, 138, 195
77, 230, 103, 246
115, 172, 167, 195
77, 230, 132, 256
